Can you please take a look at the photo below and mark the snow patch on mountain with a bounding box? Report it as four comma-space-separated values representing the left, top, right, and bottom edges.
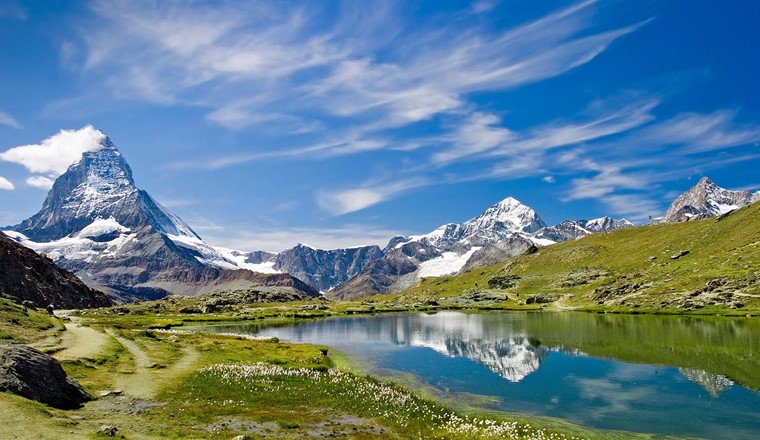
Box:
76, 217, 129, 239
417, 247, 482, 277
214, 246, 281, 274
5, 221, 137, 263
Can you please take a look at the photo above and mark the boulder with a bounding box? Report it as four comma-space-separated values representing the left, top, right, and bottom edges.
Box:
0, 344, 91, 409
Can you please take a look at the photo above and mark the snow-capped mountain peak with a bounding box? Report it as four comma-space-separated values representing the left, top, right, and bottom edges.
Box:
464, 196, 546, 234
6, 128, 320, 300
662, 177, 756, 222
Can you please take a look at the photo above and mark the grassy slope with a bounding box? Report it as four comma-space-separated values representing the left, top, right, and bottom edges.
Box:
386, 202, 760, 315
0, 298, 63, 343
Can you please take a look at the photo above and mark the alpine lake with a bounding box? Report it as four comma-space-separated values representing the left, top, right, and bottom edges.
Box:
188, 311, 760, 439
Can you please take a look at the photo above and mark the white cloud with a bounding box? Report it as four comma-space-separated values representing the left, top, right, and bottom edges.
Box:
432, 112, 514, 164
543, 176, 556, 183
0, 176, 14, 190
471, 0, 497, 14
26, 176, 55, 189
0, 125, 106, 176
317, 178, 428, 215
0, 108, 21, 129
626, 110, 760, 154
566, 165, 650, 200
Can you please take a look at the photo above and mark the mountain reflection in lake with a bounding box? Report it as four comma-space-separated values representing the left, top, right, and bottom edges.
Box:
191, 311, 760, 439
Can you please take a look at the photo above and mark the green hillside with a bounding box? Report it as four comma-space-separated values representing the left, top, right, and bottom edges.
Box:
378, 202, 760, 315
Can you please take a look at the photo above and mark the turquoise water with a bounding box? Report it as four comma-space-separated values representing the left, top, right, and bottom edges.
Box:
192, 311, 760, 439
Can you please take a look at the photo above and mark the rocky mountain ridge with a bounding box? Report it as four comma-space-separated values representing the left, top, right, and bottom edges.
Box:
535, 217, 634, 242
662, 177, 759, 223
0, 231, 111, 309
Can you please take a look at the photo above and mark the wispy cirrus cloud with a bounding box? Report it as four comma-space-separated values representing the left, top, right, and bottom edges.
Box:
62, 0, 642, 140
0, 2, 25, 21
0, 108, 22, 129
317, 178, 428, 216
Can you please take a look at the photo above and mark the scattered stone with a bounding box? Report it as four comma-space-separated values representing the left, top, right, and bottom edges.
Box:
112, 389, 123, 395
488, 274, 520, 289
525, 294, 558, 305
715, 210, 736, 222
0, 344, 91, 409
559, 267, 609, 288
97, 425, 118, 437
648, 256, 657, 261
99, 390, 111, 397
670, 250, 690, 260
231, 436, 252, 440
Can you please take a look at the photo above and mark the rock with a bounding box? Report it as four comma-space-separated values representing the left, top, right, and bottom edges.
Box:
525, 294, 558, 305
97, 425, 119, 436
670, 250, 690, 260
0, 344, 91, 409
231, 436, 252, 440
648, 256, 657, 261
488, 275, 521, 289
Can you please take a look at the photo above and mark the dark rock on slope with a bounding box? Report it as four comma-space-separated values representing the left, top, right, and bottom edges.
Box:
0, 232, 111, 309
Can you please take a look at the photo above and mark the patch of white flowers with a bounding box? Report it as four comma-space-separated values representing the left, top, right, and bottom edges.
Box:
199, 363, 586, 440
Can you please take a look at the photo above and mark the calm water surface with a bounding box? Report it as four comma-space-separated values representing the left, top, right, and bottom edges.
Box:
192, 311, 760, 439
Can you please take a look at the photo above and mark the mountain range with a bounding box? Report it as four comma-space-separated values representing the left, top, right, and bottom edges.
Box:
3, 128, 758, 303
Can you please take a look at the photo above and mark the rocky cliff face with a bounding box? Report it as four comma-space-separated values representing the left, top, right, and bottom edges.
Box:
461, 235, 538, 272
0, 232, 111, 309
662, 177, 757, 222
5, 128, 317, 301
273, 244, 383, 292
534, 217, 633, 242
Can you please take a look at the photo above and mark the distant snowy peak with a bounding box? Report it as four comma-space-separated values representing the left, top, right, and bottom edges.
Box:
582, 217, 634, 232
662, 177, 756, 222
389, 196, 546, 251
465, 196, 546, 234
534, 217, 632, 243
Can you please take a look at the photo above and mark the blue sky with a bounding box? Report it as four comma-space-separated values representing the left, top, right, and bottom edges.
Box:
1, 0, 759, 251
